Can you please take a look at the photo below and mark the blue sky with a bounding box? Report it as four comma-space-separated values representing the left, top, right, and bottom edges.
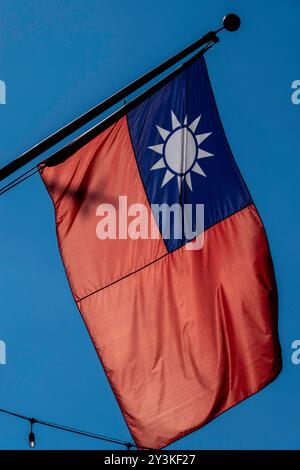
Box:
0, 0, 299, 449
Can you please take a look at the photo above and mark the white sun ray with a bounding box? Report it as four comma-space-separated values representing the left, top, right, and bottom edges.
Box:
196, 132, 212, 145
156, 125, 170, 140
161, 169, 175, 187
183, 115, 188, 125
198, 149, 214, 159
192, 162, 207, 177
189, 115, 201, 133
148, 144, 164, 154
185, 172, 193, 191
171, 111, 181, 130
150, 158, 166, 171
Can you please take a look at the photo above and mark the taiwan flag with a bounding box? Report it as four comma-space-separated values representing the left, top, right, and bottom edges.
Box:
40, 55, 282, 449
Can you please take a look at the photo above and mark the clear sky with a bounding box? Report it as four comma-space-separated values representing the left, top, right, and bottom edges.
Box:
0, 0, 299, 449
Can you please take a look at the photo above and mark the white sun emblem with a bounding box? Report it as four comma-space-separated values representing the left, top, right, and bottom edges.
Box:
148, 111, 213, 191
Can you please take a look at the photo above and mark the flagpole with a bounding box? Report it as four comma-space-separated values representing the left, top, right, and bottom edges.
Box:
0, 14, 240, 182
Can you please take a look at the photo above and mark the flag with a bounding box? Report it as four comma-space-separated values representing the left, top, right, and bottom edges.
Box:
40, 55, 282, 449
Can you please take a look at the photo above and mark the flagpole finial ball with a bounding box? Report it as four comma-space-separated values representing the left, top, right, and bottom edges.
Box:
222, 14, 241, 32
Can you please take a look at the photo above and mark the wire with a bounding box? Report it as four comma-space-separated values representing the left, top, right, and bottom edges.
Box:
0, 165, 42, 196
0, 407, 137, 449
0, 407, 28, 421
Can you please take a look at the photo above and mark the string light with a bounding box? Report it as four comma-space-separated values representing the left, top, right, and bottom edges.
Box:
0, 407, 137, 449
29, 418, 36, 448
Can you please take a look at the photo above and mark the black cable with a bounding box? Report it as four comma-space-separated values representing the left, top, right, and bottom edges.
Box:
0, 165, 41, 196
0, 407, 29, 421
36, 419, 135, 448
0, 407, 136, 449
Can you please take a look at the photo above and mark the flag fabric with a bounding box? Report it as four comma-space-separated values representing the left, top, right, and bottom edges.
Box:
40, 56, 282, 449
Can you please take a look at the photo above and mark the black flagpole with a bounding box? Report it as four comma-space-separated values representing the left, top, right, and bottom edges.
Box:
0, 14, 240, 183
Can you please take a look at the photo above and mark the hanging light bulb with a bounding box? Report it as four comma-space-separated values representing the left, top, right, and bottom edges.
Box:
29, 419, 36, 448
29, 431, 36, 448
